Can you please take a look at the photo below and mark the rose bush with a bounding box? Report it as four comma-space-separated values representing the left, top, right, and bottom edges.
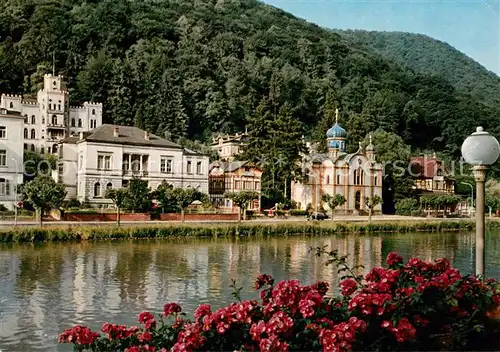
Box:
59, 251, 500, 351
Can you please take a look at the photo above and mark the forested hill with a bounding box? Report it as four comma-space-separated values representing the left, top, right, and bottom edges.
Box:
340, 30, 500, 106
1, 0, 500, 163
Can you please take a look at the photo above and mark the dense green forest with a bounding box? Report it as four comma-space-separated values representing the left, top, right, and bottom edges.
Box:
1, 0, 499, 208
340, 30, 500, 107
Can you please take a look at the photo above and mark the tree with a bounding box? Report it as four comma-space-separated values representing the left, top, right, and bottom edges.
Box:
19, 175, 66, 226
171, 188, 206, 223
485, 179, 500, 218
224, 191, 259, 223
105, 188, 128, 226
365, 195, 382, 223
321, 194, 346, 219
152, 181, 177, 213
122, 178, 151, 213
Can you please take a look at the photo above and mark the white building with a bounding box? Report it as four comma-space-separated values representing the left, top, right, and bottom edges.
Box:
0, 108, 24, 210
0, 74, 102, 154
54, 124, 209, 205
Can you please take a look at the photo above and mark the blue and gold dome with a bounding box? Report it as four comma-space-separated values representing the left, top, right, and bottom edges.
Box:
326, 122, 347, 138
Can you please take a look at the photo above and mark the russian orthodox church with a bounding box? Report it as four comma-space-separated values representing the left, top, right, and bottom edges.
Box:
291, 109, 383, 215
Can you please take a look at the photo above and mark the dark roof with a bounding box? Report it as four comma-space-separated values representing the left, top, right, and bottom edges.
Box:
80, 124, 182, 149
209, 160, 261, 173
0, 109, 23, 119
410, 156, 449, 178
59, 136, 80, 144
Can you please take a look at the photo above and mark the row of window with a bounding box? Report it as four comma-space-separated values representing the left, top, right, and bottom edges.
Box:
93, 154, 204, 174
234, 180, 260, 190
93, 182, 113, 197
321, 171, 379, 186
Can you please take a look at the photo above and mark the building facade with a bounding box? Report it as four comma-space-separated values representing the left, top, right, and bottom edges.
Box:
410, 154, 455, 194
208, 161, 262, 211
0, 74, 102, 154
0, 109, 24, 210
210, 132, 248, 162
54, 124, 209, 206
291, 113, 383, 214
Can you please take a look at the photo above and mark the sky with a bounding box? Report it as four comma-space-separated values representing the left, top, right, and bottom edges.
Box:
261, 0, 500, 75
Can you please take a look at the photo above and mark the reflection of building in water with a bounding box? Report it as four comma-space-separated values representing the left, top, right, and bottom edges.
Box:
73, 253, 87, 316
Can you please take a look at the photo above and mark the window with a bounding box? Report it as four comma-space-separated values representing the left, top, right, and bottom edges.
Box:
0, 150, 5, 166
9, 102, 13, 109
0, 126, 5, 139
71, 119, 75, 127
42, 117, 45, 124
78, 119, 82, 127
92, 109, 95, 115
0, 178, 9, 195
337, 174, 341, 185
30, 129, 35, 139
24, 144, 27, 150
326, 175, 330, 184
106, 182, 113, 190
24, 115, 28, 123
51, 115, 57, 125
31, 144, 35, 152
235, 180, 241, 189
255, 181, 259, 190
244, 181, 252, 190
97, 155, 111, 170
40, 147, 44, 154
31, 115, 35, 124
374, 176, 378, 186
58, 104, 61, 111
161, 158, 172, 173
196, 161, 202, 174
24, 128, 28, 139
52, 144, 57, 153
94, 183, 101, 197
187, 160, 192, 173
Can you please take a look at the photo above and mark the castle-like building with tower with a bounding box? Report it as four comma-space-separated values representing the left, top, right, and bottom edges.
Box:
0, 74, 102, 154
291, 110, 383, 214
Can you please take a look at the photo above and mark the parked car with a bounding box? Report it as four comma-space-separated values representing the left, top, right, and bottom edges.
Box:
306, 212, 329, 221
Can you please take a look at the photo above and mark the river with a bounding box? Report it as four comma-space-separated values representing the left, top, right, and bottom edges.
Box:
1, 231, 500, 351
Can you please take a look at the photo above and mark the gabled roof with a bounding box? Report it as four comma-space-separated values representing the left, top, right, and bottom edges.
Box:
410, 156, 449, 178
79, 124, 182, 149
210, 160, 262, 173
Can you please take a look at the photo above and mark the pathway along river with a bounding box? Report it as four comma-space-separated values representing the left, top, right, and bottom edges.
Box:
2, 231, 500, 351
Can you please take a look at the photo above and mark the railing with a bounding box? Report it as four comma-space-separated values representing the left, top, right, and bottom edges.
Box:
122, 170, 149, 177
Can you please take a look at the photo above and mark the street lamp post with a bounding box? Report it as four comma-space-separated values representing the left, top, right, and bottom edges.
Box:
461, 126, 500, 277
460, 182, 474, 217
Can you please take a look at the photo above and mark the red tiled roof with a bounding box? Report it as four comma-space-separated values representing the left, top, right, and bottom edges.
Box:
410, 156, 444, 178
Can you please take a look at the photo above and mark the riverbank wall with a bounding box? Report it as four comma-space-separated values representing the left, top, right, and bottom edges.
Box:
1, 219, 498, 243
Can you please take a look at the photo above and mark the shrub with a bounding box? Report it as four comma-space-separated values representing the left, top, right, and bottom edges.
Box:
395, 198, 421, 216
289, 209, 307, 216
59, 251, 500, 351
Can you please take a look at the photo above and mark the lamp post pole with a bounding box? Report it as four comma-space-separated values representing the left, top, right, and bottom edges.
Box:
472, 166, 487, 276
461, 126, 500, 278
460, 182, 474, 217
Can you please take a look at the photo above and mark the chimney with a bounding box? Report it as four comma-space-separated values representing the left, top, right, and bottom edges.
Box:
145, 131, 150, 140
113, 127, 119, 137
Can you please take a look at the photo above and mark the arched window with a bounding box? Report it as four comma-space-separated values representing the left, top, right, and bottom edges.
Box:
52, 144, 58, 153
24, 114, 28, 123
92, 109, 95, 115
106, 182, 113, 190
374, 176, 378, 186
23, 143, 27, 150
71, 118, 75, 127
0, 178, 10, 195
337, 174, 341, 185
78, 119, 82, 127
40, 147, 44, 154
9, 102, 13, 109
51, 115, 57, 125
31, 115, 35, 124
30, 129, 35, 139
326, 175, 330, 184
58, 104, 61, 110
24, 128, 28, 139
360, 169, 364, 185
48, 104, 51, 110
30, 144, 35, 152
94, 182, 101, 197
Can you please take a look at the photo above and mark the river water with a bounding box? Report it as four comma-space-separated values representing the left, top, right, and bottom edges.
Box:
1, 231, 500, 351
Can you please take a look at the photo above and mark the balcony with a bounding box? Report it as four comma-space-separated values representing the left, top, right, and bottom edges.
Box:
47, 123, 66, 130
122, 169, 149, 177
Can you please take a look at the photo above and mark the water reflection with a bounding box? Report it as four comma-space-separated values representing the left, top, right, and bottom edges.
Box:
1, 231, 499, 351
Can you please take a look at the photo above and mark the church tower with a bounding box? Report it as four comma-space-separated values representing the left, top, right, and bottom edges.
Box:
326, 108, 347, 159
366, 134, 376, 162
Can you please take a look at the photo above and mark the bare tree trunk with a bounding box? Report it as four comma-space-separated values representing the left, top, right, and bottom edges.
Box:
116, 206, 120, 227
243, 208, 247, 221
238, 207, 242, 223
181, 208, 185, 223
38, 208, 43, 227
368, 207, 372, 223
